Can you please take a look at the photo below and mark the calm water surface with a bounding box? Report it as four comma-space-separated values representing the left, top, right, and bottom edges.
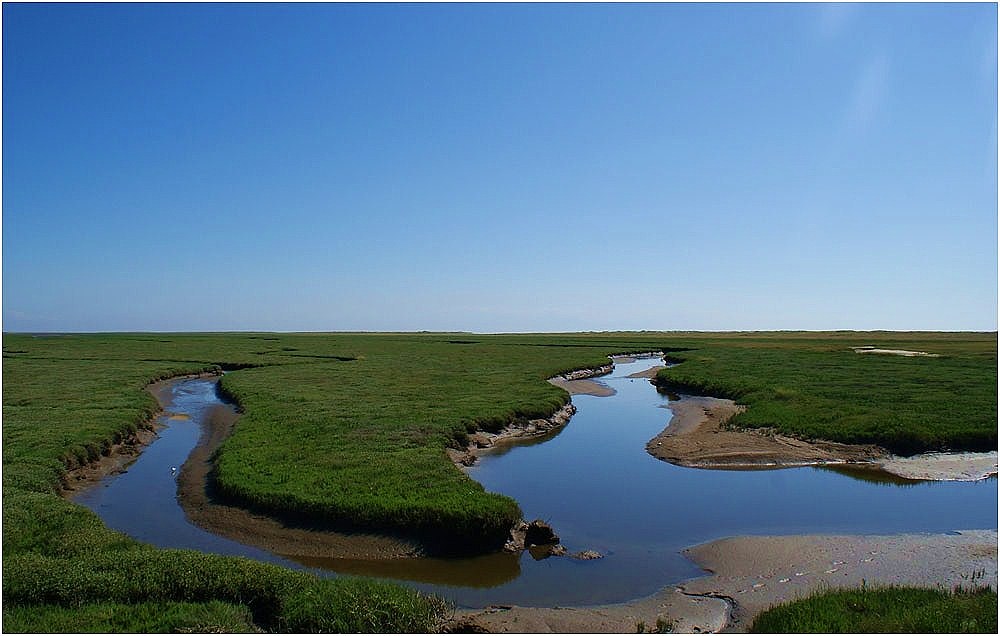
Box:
76, 360, 998, 607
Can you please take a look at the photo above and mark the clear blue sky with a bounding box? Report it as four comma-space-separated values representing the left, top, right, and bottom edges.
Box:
3, 3, 997, 332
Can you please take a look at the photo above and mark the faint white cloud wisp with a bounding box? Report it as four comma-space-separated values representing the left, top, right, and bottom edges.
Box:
844, 55, 890, 133
816, 3, 858, 40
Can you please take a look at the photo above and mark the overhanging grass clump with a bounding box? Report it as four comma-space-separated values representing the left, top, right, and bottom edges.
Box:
750, 585, 998, 633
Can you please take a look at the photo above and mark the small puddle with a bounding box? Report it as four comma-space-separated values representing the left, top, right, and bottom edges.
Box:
76, 359, 998, 608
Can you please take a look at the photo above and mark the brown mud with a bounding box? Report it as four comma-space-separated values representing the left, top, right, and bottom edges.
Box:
646, 395, 887, 468
59, 374, 212, 494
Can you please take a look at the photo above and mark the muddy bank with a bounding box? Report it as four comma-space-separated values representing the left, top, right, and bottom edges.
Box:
448, 403, 577, 468
646, 396, 886, 468
547, 362, 616, 397
548, 376, 615, 397
171, 382, 423, 560
625, 365, 665, 379
450, 360, 630, 468
445, 588, 728, 634
59, 424, 162, 494
59, 374, 213, 494
449, 530, 997, 633
681, 530, 998, 632
646, 394, 996, 481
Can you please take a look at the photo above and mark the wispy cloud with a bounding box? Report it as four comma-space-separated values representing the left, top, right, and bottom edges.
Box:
844, 55, 890, 133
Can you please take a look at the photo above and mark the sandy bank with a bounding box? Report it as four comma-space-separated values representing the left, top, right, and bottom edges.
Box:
681, 530, 998, 632
646, 396, 885, 468
626, 365, 665, 379
448, 530, 997, 633
172, 381, 422, 560
548, 376, 615, 397
878, 451, 998, 481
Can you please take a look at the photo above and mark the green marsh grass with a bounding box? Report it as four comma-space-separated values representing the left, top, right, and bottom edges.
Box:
3, 331, 996, 630
750, 585, 998, 633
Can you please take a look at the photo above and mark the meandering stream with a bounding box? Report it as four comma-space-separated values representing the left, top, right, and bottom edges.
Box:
75, 357, 998, 607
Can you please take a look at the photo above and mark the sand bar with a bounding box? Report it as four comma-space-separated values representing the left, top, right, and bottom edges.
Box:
646, 396, 886, 468
878, 451, 998, 481
548, 376, 615, 397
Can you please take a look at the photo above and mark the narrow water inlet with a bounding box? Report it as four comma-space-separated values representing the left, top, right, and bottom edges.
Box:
74, 358, 998, 608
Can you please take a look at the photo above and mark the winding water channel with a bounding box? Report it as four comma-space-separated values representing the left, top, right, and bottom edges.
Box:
75, 357, 998, 608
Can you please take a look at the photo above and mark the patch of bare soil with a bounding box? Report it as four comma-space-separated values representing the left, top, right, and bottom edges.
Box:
680, 530, 998, 632
547, 376, 615, 397
625, 365, 665, 379
447, 530, 997, 634
878, 451, 998, 481
60, 425, 162, 493
59, 374, 210, 494
646, 396, 886, 468
444, 588, 729, 634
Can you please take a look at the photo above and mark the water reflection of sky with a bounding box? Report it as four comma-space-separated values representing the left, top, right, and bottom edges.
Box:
76, 363, 998, 608
437, 357, 998, 606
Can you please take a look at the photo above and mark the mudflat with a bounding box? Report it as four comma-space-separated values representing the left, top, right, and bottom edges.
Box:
682, 530, 998, 632
646, 395, 885, 468
878, 451, 998, 481
547, 376, 615, 397
450, 530, 998, 633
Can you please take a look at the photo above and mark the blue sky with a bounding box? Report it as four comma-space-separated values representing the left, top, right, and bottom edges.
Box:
3, 3, 997, 332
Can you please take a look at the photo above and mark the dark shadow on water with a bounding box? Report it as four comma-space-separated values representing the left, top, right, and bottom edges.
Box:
286, 551, 521, 588
815, 464, 927, 487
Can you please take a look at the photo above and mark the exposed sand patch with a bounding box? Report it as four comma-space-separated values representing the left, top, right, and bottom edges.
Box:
548, 376, 615, 397
852, 346, 940, 357
878, 451, 998, 482
681, 530, 998, 632
445, 588, 729, 634
450, 530, 997, 633
646, 396, 886, 468
626, 365, 665, 379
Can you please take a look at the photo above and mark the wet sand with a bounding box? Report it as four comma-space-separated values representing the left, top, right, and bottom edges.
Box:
450, 530, 998, 633
625, 365, 665, 379
548, 376, 615, 397
878, 451, 998, 481
681, 530, 998, 632
646, 396, 886, 468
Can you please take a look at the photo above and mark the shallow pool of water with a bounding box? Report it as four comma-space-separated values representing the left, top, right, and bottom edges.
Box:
75, 360, 998, 608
